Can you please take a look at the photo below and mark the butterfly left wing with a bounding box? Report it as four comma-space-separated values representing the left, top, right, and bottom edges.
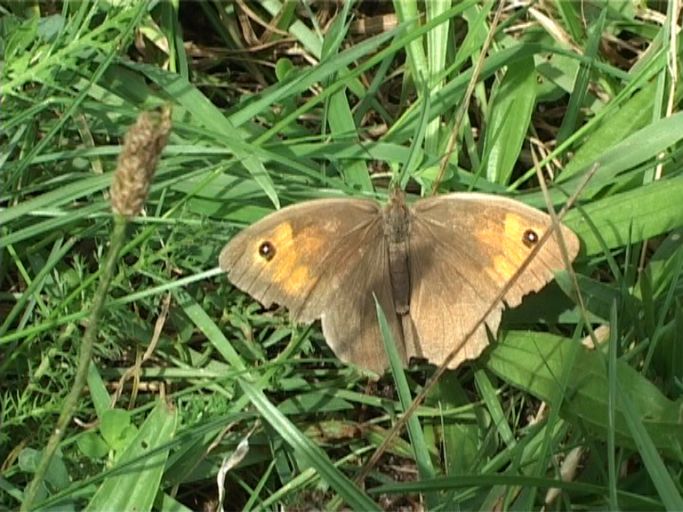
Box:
406, 193, 580, 369
219, 198, 403, 373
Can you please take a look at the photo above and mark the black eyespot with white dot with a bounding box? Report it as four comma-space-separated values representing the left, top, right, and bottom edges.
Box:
258, 241, 276, 261
522, 229, 539, 248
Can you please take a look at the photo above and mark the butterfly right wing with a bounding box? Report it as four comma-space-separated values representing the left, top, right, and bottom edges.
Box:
406, 193, 579, 369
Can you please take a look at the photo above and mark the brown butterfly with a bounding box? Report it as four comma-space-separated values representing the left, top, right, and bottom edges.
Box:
219, 189, 579, 373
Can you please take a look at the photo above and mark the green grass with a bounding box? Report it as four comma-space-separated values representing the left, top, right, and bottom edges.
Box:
2, 0, 683, 510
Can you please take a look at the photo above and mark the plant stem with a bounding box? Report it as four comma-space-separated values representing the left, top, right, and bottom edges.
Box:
21, 215, 129, 511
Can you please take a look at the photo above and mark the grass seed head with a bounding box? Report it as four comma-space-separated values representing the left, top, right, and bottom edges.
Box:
110, 105, 172, 217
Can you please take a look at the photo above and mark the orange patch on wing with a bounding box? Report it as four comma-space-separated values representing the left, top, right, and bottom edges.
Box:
490, 254, 520, 281
258, 222, 326, 296
286, 266, 313, 295
477, 213, 545, 282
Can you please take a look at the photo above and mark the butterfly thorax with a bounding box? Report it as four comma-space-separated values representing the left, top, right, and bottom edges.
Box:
383, 190, 411, 314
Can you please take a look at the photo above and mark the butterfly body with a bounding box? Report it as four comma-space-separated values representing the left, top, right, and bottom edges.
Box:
383, 190, 412, 314
220, 191, 579, 373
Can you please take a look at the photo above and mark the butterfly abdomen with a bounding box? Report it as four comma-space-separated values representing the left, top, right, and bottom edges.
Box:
383, 191, 411, 315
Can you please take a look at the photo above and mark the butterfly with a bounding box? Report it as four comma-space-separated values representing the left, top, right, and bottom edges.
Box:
220, 189, 579, 373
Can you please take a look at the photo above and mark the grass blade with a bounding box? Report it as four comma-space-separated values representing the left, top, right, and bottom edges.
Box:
239, 379, 380, 511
